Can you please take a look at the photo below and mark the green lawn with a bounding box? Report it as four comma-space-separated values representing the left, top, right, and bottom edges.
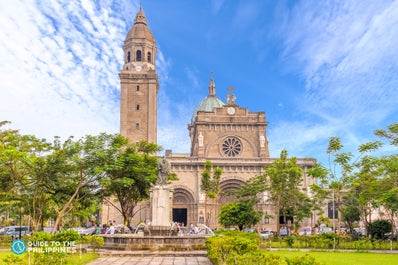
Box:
0, 250, 98, 265
272, 250, 398, 265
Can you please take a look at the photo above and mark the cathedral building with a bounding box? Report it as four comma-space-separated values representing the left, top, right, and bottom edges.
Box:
102, 6, 317, 231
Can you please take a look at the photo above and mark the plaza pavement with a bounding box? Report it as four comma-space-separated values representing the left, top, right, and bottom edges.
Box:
86, 256, 212, 265
85, 250, 212, 265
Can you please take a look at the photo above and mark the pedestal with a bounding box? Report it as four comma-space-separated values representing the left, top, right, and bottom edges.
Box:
150, 185, 173, 227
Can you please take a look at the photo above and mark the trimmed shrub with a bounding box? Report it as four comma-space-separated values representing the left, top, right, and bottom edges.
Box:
53, 229, 80, 242
284, 236, 295, 247
206, 230, 260, 265
286, 254, 323, 265
229, 251, 287, 265
3, 254, 25, 265
30, 231, 53, 242
86, 235, 104, 252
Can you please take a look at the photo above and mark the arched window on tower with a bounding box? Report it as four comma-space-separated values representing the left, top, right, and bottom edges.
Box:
127, 51, 131, 62
136, 50, 142, 61
147, 52, 152, 63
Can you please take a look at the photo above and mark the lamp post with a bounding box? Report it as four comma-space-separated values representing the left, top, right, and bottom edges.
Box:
19, 206, 22, 239
332, 189, 335, 231
332, 189, 336, 250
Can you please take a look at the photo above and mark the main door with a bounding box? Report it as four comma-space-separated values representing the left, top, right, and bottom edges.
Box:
172, 208, 187, 226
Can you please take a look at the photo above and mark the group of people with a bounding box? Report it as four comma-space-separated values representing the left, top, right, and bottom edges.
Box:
94, 220, 116, 235
172, 222, 200, 235
188, 223, 199, 234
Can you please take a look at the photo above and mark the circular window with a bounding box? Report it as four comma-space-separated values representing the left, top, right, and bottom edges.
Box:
222, 137, 242, 157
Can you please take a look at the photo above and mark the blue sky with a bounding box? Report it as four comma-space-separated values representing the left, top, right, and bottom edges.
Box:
1, 0, 397, 167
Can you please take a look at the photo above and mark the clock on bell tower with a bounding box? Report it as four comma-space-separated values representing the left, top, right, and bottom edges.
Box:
119, 5, 159, 144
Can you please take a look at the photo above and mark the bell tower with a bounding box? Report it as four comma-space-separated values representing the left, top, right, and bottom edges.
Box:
119, 6, 159, 144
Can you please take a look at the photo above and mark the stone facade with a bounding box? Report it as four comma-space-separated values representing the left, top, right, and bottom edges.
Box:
101, 7, 318, 232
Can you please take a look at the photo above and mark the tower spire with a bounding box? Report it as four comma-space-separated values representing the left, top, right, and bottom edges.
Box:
134, 4, 147, 25
208, 71, 216, 97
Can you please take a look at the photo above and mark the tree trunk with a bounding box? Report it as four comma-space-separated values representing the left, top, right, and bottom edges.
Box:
51, 182, 82, 234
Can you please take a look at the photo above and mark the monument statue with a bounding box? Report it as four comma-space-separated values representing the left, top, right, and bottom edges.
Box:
151, 157, 173, 228
156, 157, 170, 186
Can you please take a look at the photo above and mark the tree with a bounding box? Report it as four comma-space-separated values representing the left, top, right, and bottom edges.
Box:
374, 123, 398, 147
378, 183, 398, 240
351, 155, 383, 230
263, 150, 310, 234
49, 133, 121, 233
317, 215, 332, 228
307, 163, 331, 215
325, 136, 382, 232
200, 160, 222, 225
219, 200, 262, 231
341, 199, 361, 233
368, 220, 392, 240
373, 124, 398, 239
0, 121, 54, 231
102, 140, 162, 228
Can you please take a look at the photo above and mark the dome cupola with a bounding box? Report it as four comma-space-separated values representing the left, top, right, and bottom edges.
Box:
191, 77, 225, 123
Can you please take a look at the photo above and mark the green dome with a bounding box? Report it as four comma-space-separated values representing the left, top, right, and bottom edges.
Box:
191, 78, 224, 123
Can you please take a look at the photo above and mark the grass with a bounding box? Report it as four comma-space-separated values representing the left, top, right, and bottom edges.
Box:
272, 250, 398, 265
0, 250, 98, 264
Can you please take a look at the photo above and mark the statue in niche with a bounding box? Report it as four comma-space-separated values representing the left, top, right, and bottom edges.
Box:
156, 157, 170, 186
198, 132, 204, 147
260, 134, 265, 148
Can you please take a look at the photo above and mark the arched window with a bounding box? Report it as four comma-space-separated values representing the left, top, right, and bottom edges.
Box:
147, 52, 152, 62
136, 85, 140, 91
136, 50, 142, 61
127, 51, 131, 62
135, 123, 140, 129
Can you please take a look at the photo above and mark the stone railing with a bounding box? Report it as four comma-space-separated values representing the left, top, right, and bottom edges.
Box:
101, 234, 208, 251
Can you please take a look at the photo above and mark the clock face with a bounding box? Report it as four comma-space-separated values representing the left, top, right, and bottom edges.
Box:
227, 107, 235, 115
135, 65, 142, 71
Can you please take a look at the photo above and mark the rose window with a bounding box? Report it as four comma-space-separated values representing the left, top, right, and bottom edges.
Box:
222, 137, 242, 157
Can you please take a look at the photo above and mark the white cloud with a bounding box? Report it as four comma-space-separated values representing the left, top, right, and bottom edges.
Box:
0, 1, 132, 141
270, 0, 398, 162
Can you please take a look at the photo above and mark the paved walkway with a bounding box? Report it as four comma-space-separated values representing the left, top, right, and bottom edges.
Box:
85, 250, 212, 265
86, 256, 212, 265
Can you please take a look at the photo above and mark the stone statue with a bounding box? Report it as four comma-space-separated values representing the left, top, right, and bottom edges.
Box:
198, 132, 204, 147
260, 134, 265, 148
156, 157, 170, 186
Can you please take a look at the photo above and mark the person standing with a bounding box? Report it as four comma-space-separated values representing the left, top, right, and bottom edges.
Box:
106, 222, 115, 234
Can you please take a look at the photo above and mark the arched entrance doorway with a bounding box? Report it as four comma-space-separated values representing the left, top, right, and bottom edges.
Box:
172, 187, 196, 227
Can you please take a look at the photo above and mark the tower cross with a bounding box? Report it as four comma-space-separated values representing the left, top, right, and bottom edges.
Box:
226, 85, 236, 104
227, 85, 234, 96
